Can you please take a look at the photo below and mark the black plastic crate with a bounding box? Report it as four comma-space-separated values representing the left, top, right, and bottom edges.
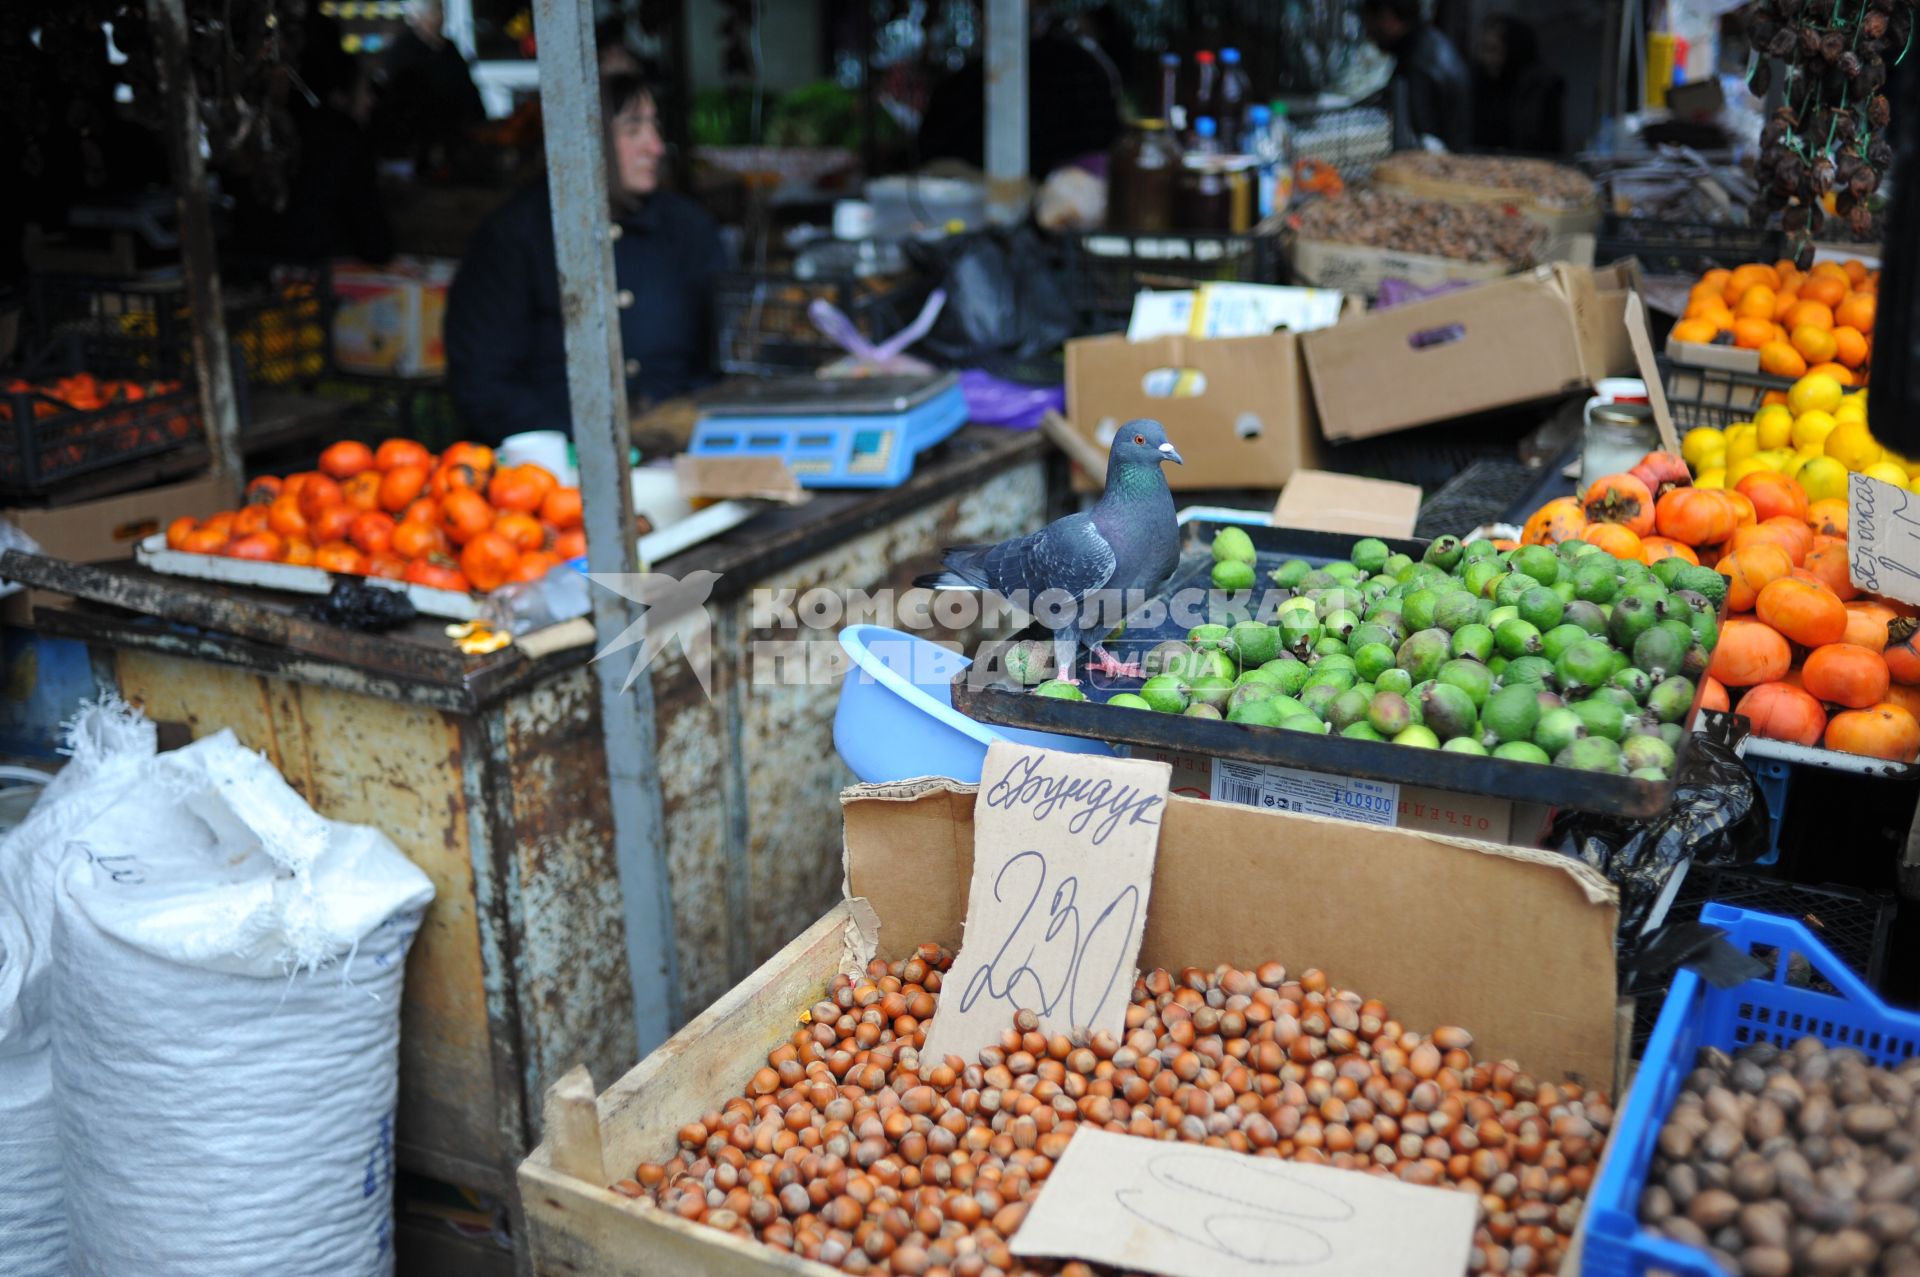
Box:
1658, 355, 1794, 433
1626, 868, 1897, 1057
1594, 215, 1784, 276
712, 272, 914, 376
1059, 229, 1282, 337
1413, 457, 1548, 540
0, 365, 201, 497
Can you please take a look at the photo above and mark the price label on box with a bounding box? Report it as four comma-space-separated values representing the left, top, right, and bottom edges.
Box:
1848, 472, 1920, 607
1210, 760, 1399, 826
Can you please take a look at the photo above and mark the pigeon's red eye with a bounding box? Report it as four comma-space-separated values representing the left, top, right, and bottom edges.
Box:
1134, 433, 1146, 445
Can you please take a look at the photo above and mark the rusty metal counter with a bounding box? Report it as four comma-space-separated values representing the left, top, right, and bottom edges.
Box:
13, 424, 1053, 1214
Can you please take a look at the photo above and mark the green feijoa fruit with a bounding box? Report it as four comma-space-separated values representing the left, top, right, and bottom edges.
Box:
1622, 734, 1677, 775
1368, 691, 1414, 737
1189, 674, 1235, 710
1493, 741, 1552, 765
1353, 642, 1399, 683
1402, 588, 1441, 632
1487, 655, 1510, 678
1299, 569, 1339, 591
1650, 556, 1689, 589
1139, 675, 1191, 713
1003, 639, 1057, 685
1351, 538, 1391, 575
1184, 703, 1223, 720
1315, 587, 1364, 619
1438, 658, 1494, 709
1106, 693, 1152, 710
1541, 623, 1590, 663
1482, 683, 1543, 745
1382, 551, 1415, 578
1591, 686, 1640, 712
1361, 577, 1394, 603
1572, 697, 1627, 742
1494, 572, 1542, 610
1551, 580, 1579, 606
1462, 559, 1504, 598
1321, 609, 1361, 643
1633, 623, 1690, 682
1433, 591, 1483, 634
1259, 659, 1311, 695
1393, 725, 1441, 749
1609, 667, 1654, 704
1423, 534, 1465, 570
1374, 667, 1414, 696
1270, 558, 1312, 589
1564, 599, 1609, 637
1342, 722, 1385, 741
1033, 681, 1087, 701
1235, 666, 1283, 688
1279, 715, 1331, 735
1323, 561, 1362, 582
1350, 622, 1396, 653
1327, 687, 1373, 732
1572, 556, 1619, 604
1317, 653, 1359, 676
1689, 608, 1719, 651
1494, 618, 1544, 660
1487, 605, 1521, 631
1502, 655, 1557, 687
1212, 559, 1256, 591
1396, 628, 1451, 683
1198, 650, 1239, 683
1629, 766, 1669, 781
1557, 538, 1599, 560
1518, 587, 1565, 633
1443, 737, 1490, 755
1462, 538, 1499, 563
1312, 636, 1350, 659
1227, 681, 1279, 715
1646, 676, 1697, 725
1143, 640, 1200, 681
1419, 682, 1479, 741
1211, 526, 1256, 564
1189, 623, 1233, 650
1299, 683, 1342, 719
1606, 595, 1659, 650
1658, 722, 1685, 750
1556, 737, 1626, 774
1305, 665, 1357, 693
1227, 698, 1293, 727
1618, 559, 1656, 586
1365, 610, 1409, 644
1230, 621, 1281, 667
1451, 623, 1495, 664
1278, 612, 1322, 656
1533, 706, 1588, 756
1510, 545, 1561, 585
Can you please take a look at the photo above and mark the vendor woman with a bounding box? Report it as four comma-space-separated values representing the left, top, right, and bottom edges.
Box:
445, 73, 725, 444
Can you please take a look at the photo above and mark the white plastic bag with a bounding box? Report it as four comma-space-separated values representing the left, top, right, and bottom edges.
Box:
0, 895, 62, 1277
0, 696, 156, 1274
52, 730, 435, 1277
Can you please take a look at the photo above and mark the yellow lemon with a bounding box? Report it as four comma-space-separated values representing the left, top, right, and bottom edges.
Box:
1694, 468, 1726, 490
1792, 410, 1839, 451
1911, 476, 1920, 496
1753, 405, 1795, 450
1863, 461, 1911, 487
1832, 397, 1867, 425
1756, 448, 1794, 471
1725, 456, 1776, 487
1798, 455, 1849, 503
1825, 418, 1883, 470
1784, 448, 1821, 479
1788, 372, 1845, 417
1681, 426, 1726, 471
1725, 424, 1760, 464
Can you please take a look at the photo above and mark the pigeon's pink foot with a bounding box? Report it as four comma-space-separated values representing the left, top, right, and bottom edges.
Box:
1086, 649, 1144, 679
1050, 673, 1083, 687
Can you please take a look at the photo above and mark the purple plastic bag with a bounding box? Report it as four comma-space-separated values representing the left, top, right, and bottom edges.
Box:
959, 370, 1063, 430
1375, 276, 1480, 310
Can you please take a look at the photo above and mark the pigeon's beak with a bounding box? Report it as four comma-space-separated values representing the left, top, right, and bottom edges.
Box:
1158, 441, 1184, 465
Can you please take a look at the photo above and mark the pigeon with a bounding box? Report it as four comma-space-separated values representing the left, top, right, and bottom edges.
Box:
916, 419, 1182, 681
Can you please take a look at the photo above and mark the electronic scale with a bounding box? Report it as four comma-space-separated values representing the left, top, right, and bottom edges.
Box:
687, 372, 968, 488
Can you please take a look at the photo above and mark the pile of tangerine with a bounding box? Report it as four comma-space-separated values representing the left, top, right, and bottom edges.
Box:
1669, 258, 1877, 384
165, 438, 586, 593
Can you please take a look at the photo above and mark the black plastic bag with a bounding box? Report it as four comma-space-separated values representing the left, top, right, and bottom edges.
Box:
903, 227, 1074, 370
303, 579, 418, 631
1548, 735, 1771, 976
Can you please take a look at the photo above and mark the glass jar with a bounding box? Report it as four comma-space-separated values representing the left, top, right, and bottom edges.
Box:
1582, 401, 1659, 483
1176, 158, 1231, 231
1108, 120, 1181, 232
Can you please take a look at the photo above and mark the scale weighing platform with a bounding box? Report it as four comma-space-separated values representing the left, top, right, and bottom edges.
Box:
687, 372, 968, 488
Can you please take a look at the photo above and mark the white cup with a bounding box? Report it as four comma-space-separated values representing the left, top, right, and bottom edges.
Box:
498, 430, 575, 485
630, 464, 692, 531
834, 200, 876, 240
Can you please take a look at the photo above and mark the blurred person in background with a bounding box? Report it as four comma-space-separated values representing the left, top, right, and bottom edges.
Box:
1360, 0, 1472, 152
444, 72, 724, 443
1471, 15, 1565, 154
376, 0, 486, 169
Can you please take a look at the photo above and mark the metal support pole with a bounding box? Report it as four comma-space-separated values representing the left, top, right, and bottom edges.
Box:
146, 0, 244, 493
984, 0, 1028, 224
530, 0, 682, 1054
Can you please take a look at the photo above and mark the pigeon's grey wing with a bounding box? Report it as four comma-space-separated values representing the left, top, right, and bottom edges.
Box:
980, 512, 1119, 602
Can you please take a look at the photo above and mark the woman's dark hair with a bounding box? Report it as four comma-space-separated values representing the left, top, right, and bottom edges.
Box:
602, 71, 654, 118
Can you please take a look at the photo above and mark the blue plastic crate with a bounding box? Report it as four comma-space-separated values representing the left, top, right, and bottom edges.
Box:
1584, 904, 1920, 1276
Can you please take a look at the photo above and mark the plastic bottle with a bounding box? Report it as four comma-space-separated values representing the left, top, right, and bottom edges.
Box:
1267, 101, 1296, 215
1217, 48, 1251, 144
1243, 104, 1277, 218
1191, 115, 1221, 156
1158, 52, 1186, 135
1189, 51, 1218, 147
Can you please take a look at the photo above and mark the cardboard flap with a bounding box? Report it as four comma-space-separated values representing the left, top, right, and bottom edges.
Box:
1624, 293, 1681, 455
672, 454, 808, 504
1271, 470, 1422, 539
841, 779, 1619, 1086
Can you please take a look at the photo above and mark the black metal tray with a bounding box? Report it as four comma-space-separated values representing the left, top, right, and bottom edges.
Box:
951, 520, 1704, 820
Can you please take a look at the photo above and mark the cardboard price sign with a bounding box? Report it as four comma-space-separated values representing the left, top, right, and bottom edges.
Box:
919, 743, 1170, 1065
1847, 473, 1920, 607
1011, 1128, 1476, 1277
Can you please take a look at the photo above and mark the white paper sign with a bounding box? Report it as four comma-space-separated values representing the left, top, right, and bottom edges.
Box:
1210, 759, 1400, 826
1848, 472, 1920, 607
919, 743, 1170, 1065
1011, 1128, 1477, 1277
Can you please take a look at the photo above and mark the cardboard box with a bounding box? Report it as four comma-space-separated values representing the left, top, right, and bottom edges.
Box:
1286, 236, 1517, 298
1064, 328, 1327, 491
1589, 258, 1646, 382
518, 777, 1619, 1275
2, 471, 230, 624
1270, 469, 1422, 540
331, 257, 454, 377
1303, 265, 1608, 442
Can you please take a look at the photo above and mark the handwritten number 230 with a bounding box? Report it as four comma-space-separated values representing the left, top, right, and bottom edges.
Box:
958, 850, 1139, 1032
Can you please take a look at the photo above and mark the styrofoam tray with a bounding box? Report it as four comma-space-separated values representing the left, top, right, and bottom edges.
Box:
135, 533, 484, 620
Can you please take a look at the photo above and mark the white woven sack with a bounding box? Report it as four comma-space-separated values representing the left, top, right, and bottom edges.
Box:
0, 895, 62, 1276
51, 730, 434, 1277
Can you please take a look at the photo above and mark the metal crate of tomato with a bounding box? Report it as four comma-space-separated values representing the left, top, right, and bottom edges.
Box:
0, 370, 201, 497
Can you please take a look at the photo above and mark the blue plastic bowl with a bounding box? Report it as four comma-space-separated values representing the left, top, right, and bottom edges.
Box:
834, 625, 1113, 784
